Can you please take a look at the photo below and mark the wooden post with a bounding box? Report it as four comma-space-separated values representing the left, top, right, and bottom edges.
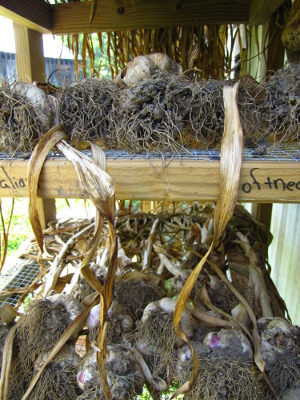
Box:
13, 23, 56, 229
254, 5, 285, 237
13, 24, 46, 82
257, 203, 273, 230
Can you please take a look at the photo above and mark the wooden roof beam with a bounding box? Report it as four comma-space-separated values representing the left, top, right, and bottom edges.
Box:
0, 1, 285, 36
0, 0, 52, 34
51, 0, 249, 35
249, 0, 286, 25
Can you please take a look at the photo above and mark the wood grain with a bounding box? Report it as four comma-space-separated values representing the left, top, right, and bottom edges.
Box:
0, 0, 285, 37
52, 0, 249, 34
0, 158, 299, 203
0, 0, 52, 33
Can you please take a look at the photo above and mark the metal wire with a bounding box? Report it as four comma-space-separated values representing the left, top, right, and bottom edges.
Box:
0, 145, 299, 162
0, 259, 39, 307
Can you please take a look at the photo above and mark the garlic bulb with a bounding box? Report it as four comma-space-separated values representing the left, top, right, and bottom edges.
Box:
203, 329, 253, 361
114, 53, 182, 87
87, 301, 134, 333
142, 297, 194, 338
12, 82, 56, 130
47, 293, 84, 321
122, 56, 158, 87
259, 317, 300, 370
147, 53, 182, 74
34, 343, 80, 373
77, 345, 145, 398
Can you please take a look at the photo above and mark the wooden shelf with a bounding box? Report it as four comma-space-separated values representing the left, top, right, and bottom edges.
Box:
0, 156, 299, 203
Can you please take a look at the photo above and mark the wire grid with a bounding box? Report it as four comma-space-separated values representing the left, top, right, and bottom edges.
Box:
0, 259, 39, 307
0, 145, 299, 162
103, 146, 300, 161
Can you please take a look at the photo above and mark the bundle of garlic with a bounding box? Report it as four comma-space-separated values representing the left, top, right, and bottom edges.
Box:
258, 317, 300, 398
176, 329, 260, 399
57, 78, 118, 147
5, 201, 297, 399
77, 345, 145, 399
29, 344, 81, 400
0, 81, 56, 154
136, 297, 195, 391
16, 294, 84, 371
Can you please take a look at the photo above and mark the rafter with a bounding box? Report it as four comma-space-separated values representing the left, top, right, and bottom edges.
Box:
249, 0, 285, 25
0, 0, 52, 33
51, 0, 249, 35
0, 1, 286, 36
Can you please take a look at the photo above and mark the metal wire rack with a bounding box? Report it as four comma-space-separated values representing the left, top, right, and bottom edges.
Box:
0, 145, 299, 162
103, 146, 300, 161
0, 259, 39, 307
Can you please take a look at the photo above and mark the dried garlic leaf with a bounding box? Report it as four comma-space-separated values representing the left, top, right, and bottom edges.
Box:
28, 126, 67, 252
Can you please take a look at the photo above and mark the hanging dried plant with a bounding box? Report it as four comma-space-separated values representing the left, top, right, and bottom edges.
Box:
27, 126, 117, 400
0, 198, 14, 272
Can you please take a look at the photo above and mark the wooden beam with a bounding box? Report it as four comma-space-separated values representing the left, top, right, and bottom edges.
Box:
249, 0, 285, 25
52, 0, 249, 35
0, 158, 299, 203
0, 0, 286, 35
0, 0, 52, 34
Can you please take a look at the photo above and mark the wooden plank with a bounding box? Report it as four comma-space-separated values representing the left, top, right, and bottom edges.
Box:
0, 0, 52, 34
0, 158, 299, 203
0, 0, 285, 35
249, 0, 285, 25
52, 0, 249, 35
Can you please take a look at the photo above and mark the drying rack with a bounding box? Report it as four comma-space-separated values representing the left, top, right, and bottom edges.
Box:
0, 146, 299, 203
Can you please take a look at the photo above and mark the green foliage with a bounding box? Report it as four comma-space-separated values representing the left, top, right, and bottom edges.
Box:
135, 383, 184, 399
1, 198, 32, 258
6, 235, 29, 256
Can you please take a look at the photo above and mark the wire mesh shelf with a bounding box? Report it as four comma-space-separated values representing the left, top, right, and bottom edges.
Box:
1, 145, 299, 162
0, 259, 39, 307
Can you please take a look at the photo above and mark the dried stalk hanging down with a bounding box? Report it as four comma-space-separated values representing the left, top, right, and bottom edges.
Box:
26, 126, 117, 400
172, 82, 246, 398
0, 324, 18, 400
64, 25, 237, 80
58, 1, 290, 81
0, 198, 14, 273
